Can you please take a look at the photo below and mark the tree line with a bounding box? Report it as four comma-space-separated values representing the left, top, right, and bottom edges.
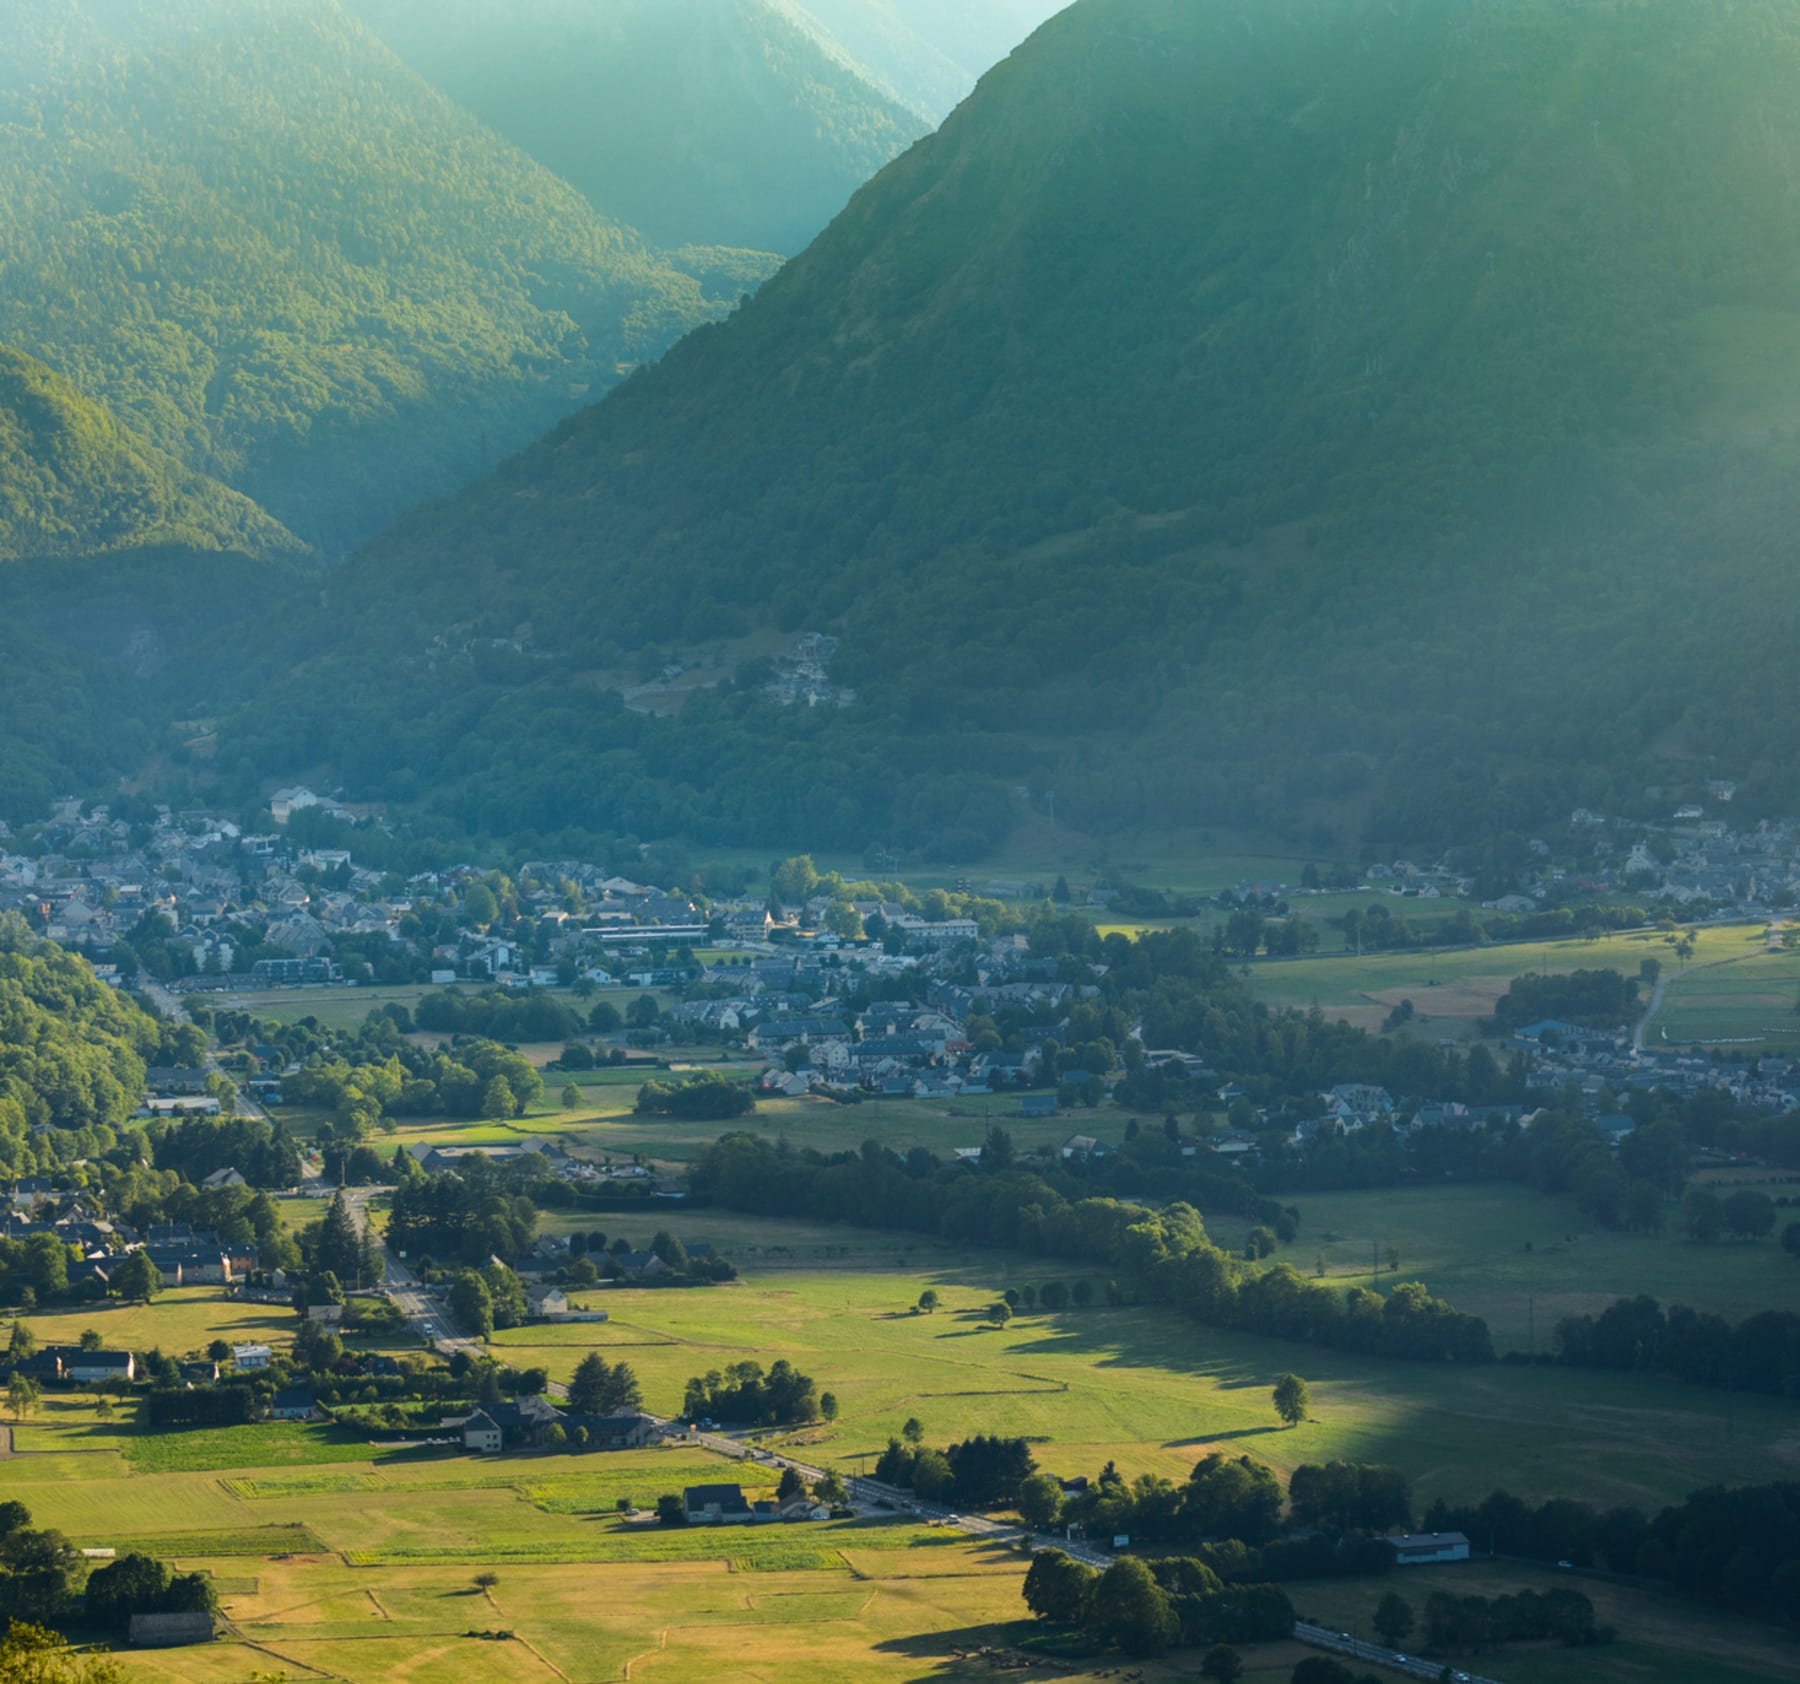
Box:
1551, 1293, 1800, 1398
1420, 1480, 1800, 1627
694, 1133, 1493, 1365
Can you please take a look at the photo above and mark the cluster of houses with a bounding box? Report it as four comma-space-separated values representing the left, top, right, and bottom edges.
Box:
0, 1195, 257, 1294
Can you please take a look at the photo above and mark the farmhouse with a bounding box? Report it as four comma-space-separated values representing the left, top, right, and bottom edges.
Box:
1389, 1531, 1471, 1566
685, 1483, 753, 1524
461, 1409, 504, 1454
231, 1343, 272, 1369
270, 1387, 322, 1422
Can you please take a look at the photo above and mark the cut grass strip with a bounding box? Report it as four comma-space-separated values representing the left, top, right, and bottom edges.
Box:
83, 1524, 326, 1557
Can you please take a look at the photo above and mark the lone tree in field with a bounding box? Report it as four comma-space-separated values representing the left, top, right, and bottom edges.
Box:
1374, 1589, 1414, 1647
917, 1289, 939, 1314
1272, 1373, 1311, 1427
902, 1416, 925, 1446
989, 1301, 1013, 1329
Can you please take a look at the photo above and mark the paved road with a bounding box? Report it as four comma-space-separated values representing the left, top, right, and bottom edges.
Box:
141, 979, 268, 1122
1295, 1621, 1498, 1682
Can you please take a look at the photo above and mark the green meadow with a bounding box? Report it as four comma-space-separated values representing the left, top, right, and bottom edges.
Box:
486, 1262, 1791, 1517
6, 1210, 1795, 1682
385, 1089, 1077, 1167
1201, 1184, 1794, 1354
1241, 922, 1769, 1037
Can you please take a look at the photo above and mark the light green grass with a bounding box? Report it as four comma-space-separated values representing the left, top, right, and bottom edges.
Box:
1650, 941, 1800, 1049
387, 1090, 1075, 1167
18, 1287, 296, 1360
1203, 1184, 1791, 1353
488, 1262, 1795, 1515
117, 1422, 429, 1474
1243, 922, 1763, 1036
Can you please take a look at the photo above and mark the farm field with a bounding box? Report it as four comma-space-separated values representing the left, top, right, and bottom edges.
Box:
1294, 1560, 1800, 1684
17, 1286, 297, 1359
1651, 941, 1800, 1050
485, 1264, 1794, 1516
7, 1220, 1795, 1681
382, 1090, 1076, 1167
1242, 922, 1771, 1037
1200, 1184, 1795, 1354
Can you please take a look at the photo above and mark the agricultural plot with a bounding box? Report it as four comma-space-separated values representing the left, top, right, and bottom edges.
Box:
384, 1090, 1075, 1168
1201, 1184, 1793, 1354
114, 1548, 1296, 1684
1243, 923, 1763, 1037
19, 1287, 295, 1359
1649, 943, 1800, 1049
488, 1266, 1793, 1515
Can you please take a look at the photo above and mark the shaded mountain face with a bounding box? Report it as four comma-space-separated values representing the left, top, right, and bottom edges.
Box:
227, 0, 1800, 854
0, 344, 298, 563
0, 0, 768, 552
346, 0, 929, 254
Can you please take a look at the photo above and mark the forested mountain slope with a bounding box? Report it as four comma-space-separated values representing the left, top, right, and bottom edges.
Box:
790, 0, 1069, 120
226, 0, 1800, 854
0, 344, 298, 562
0, 0, 770, 551
346, 0, 928, 254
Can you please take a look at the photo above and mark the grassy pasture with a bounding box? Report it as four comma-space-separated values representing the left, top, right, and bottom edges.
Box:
1243, 922, 1764, 1036
383, 1089, 1076, 1167
18, 1286, 296, 1360
115, 1547, 1321, 1684
488, 1265, 1794, 1515
1200, 1184, 1794, 1353
1651, 942, 1800, 1049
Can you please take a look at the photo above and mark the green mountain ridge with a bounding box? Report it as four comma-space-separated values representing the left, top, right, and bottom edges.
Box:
345, 0, 930, 255
0, 0, 776, 552
0, 343, 299, 563
212, 0, 1800, 856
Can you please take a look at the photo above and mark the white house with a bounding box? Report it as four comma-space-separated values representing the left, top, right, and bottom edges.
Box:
231, 1343, 272, 1370
1389, 1531, 1471, 1566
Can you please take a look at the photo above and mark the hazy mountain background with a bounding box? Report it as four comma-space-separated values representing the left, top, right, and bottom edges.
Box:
789, 0, 1071, 120
0, 0, 777, 553
218, 0, 1800, 857
346, 0, 931, 254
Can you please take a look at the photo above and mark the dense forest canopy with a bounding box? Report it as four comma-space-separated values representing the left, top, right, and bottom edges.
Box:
346, 0, 928, 254
0, 344, 297, 563
0, 0, 771, 552
0, 918, 169, 1173
217, 0, 1800, 858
